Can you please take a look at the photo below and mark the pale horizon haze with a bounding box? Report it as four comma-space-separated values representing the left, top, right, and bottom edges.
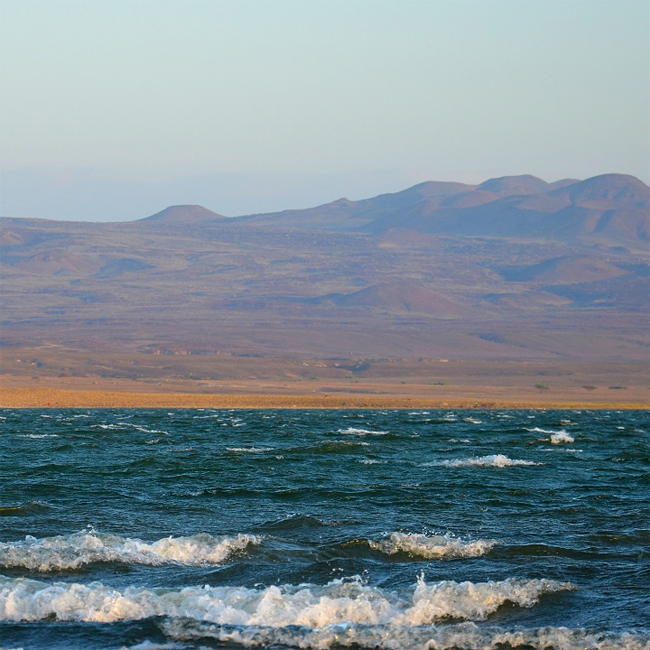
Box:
0, 0, 648, 221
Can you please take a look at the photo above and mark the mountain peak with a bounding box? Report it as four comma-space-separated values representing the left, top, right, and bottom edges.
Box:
478, 175, 549, 195
141, 205, 225, 223
549, 173, 650, 205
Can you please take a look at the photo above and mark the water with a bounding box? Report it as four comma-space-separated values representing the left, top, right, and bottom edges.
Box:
0, 408, 648, 649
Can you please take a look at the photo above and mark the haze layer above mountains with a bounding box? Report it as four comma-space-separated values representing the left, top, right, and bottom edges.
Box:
1, 173, 648, 369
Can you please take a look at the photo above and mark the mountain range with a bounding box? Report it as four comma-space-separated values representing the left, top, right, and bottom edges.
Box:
1, 172, 648, 383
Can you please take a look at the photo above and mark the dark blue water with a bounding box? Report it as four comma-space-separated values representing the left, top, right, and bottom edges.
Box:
0, 409, 648, 649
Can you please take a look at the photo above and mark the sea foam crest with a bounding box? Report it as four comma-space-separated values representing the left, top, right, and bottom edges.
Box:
165, 619, 650, 650
550, 431, 575, 444
368, 532, 498, 559
528, 427, 575, 444
0, 532, 260, 571
0, 574, 573, 625
426, 454, 542, 468
338, 427, 388, 436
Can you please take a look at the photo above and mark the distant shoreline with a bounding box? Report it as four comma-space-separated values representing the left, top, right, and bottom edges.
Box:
0, 388, 646, 410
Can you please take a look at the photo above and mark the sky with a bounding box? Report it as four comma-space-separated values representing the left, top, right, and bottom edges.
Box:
0, 0, 648, 221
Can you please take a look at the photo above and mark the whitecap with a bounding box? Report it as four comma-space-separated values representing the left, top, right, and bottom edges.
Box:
368, 532, 497, 559
338, 427, 388, 436
527, 427, 557, 434
529, 427, 575, 444
226, 447, 272, 454
130, 424, 167, 435
0, 531, 260, 571
0, 574, 573, 625
550, 431, 575, 444
425, 454, 542, 468
17, 434, 59, 439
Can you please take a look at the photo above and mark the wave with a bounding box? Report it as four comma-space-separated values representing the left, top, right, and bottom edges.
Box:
550, 431, 575, 444
17, 433, 59, 439
163, 619, 650, 650
0, 574, 573, 625
338, 428, 388, 436
366, 532, 498, 559
425, 454, 542, 468
0, 531, 260, 571
528, 427, 576, 444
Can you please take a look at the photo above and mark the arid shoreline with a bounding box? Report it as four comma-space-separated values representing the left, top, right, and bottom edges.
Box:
1, 387, 646, 410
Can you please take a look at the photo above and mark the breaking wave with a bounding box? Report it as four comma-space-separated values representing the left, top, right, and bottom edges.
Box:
367, 532, 498, 559
0, 574, 573, 625
550, 431, 576, 444
0, 531, 260, 571
338, 427, 388, 436
425, 454, 542, 468
529, 427, 576, 444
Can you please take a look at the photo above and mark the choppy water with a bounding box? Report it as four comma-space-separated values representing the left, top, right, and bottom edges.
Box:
0, 408, 648, 649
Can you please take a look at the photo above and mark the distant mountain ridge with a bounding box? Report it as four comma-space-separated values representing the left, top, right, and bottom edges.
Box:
225, 173, 648, 248
1, 172, 647, 363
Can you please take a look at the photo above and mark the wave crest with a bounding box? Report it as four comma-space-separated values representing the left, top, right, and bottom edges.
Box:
0, 531, 260, 571
338, 428, 388, 436
0, 574, 573, 625
426, 454, 542, 468
368, 532, 497, 559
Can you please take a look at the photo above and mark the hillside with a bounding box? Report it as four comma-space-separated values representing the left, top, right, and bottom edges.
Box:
1, 173, 648, 388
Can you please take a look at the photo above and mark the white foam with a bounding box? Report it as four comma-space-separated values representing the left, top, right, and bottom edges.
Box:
368, 532, 497, 559
338, 427, 388, 436
0, 532, 260, 571
550, 431, 575, 444
426, 454, 542, 468
164, 619, 650, 650
0, 574, 573, 625
325, 440, 370, 448
130, 424, 167, 434
226, 447, 272, 453
528, 427, 575, 444
17, 434, 59, 439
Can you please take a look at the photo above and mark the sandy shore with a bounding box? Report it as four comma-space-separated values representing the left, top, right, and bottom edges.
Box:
1, 387, 647, 410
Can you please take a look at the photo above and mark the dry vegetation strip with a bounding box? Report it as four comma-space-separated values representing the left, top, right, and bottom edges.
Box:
0, 388, 646, 410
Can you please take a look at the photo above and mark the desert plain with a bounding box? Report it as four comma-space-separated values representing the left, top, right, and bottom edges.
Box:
1, 353, 647, 409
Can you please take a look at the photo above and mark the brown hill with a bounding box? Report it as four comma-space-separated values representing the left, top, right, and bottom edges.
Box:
326, 281, 474, 317
549, 173, 649, 206
360, 174, 649, 248
1, 173, 648, 369
141, 205, 226, 223
477, 174, 552, 195
500, 255, 629, 284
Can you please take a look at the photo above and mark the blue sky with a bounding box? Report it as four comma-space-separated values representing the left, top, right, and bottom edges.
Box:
0, 0, 648, 221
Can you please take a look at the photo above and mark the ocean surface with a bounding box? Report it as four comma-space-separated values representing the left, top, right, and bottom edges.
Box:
0, 408, 648, 650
